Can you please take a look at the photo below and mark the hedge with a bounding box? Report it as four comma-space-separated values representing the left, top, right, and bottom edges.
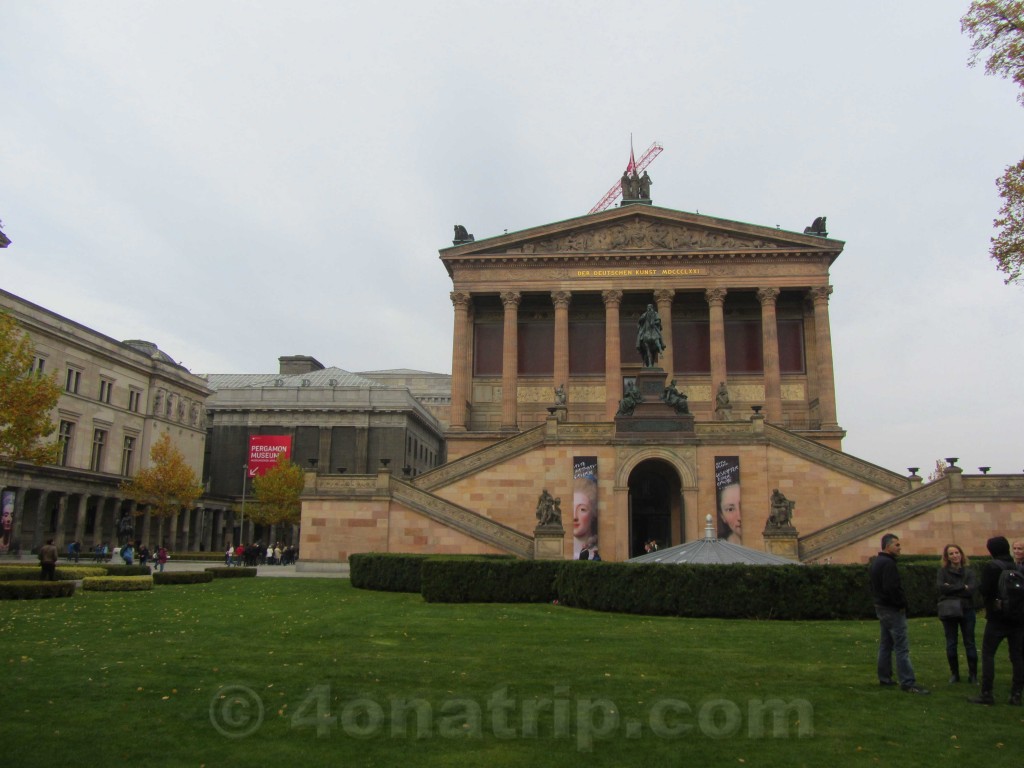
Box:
82, 576, 153, 592
153, 571, 214, 585
204, 567, 257, 579
0, 565, 106, 581
101, 564, 153, 577
353, 555, 972, 621
0, 580, 76, 599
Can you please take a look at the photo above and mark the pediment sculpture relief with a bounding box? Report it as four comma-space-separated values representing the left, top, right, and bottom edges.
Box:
504, 220, 783, 254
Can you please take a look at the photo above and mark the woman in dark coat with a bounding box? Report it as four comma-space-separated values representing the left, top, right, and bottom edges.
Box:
937, 544, 979, 683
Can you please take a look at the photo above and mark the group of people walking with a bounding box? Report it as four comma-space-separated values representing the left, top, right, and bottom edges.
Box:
225, 541, 297, 567
869, 532, 1023, 705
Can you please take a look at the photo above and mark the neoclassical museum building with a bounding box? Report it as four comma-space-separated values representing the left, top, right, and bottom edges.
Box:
299, 195, 1024, 566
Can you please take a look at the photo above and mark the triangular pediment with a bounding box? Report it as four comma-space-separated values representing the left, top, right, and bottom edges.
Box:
441, 205, 843, 266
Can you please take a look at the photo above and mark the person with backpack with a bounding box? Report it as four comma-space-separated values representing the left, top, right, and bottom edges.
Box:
968, 536, 1023, 705
936, 544, 978, 684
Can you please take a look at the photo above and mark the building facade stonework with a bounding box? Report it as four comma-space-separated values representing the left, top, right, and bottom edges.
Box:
298, 203, 1024, 566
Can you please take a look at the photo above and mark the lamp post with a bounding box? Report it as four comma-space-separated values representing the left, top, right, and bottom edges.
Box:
239, 463, 249, 545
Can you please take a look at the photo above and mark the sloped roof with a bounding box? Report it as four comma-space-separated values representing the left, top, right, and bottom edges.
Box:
202, 367, 382, 391
628, 515, 800, 566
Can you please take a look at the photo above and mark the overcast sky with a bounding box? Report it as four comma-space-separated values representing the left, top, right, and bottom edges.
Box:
2, 1, 1022, 475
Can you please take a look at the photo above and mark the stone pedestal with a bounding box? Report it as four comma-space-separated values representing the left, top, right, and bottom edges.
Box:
762, 527, 800, 561
614, 367, 695, 434
534, 525, 565, 560
546, 405, 567, 423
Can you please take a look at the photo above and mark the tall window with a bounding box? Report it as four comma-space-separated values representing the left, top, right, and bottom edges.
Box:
65, 367, 81, 394
58, 421, 75, 466
121, 435, 136, 476
128, 388, 142, 412
30, 356, 46, 375
90, 429, 107, 472
99, 379, 113, 404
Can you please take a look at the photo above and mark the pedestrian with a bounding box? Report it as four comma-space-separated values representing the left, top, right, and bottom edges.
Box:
121, 541, 134, 565
968, 536, 1024, 705
936, 544, 978, 683
225, 543, 233, 566
868, 533, 929, 694
156, 544, 168, 572
38, 538, 59, 581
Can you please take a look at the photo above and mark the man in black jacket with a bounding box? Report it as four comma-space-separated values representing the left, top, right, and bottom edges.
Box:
868, 533, 929, 694
968, 536, 1023, 705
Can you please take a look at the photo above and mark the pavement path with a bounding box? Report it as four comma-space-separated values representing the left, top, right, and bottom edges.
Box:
1, 553, 348, 579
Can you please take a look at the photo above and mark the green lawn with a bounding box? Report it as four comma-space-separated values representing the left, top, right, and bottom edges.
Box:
0, 579, 1019, 767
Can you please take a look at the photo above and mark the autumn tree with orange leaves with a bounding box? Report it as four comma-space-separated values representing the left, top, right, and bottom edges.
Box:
250, 453, 306, 527
119, 432, 204, 519
0, 310, 61, 465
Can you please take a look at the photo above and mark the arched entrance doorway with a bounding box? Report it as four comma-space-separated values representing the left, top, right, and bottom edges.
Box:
627, 459, 683, 558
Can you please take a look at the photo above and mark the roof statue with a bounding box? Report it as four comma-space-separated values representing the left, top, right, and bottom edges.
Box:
803, 216, 828, 237
453, 224, 475, 245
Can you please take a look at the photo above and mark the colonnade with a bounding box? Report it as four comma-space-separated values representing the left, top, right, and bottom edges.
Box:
449, 285, 838, 430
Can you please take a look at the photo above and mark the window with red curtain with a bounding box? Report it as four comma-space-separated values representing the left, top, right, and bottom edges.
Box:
725, 320, 763, 373
569, 321, 605, 374
672, 320, 711, 373
778, 319, 805, 374
473, 323, 502, 376
518, 321, 553, 375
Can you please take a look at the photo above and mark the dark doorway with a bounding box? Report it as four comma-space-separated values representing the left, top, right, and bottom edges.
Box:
628, 460, 682, 557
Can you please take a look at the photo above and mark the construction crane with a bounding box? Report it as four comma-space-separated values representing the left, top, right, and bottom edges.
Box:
588, 141, 664, 214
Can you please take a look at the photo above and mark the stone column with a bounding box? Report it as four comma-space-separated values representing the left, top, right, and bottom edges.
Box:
54, 494, 67, 549
500, 291, 521, 431
212, 509, 222, 551
602, 290, 623, 419
73, 493, 89, 544
139, 503, 151, 546
180, 507, 191, 551
90, 497, 106, 547
551, 291, 571, 400
809, 286, 838, 428
32, 490, 50, 550
448, 291, 472, 431
654, 288, 675, 379
705, 288, 728, 397
757, 287, 782, 422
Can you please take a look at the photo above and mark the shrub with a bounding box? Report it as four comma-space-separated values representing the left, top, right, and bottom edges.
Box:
82, 576, 153, 592
0, 565, 107, 581
101, 564, 153, 577
350, 553, 431, 593
204, 567, 257, 579
0, 580, 76, 599
421, 559, 564, 603
153, 571, 214, 585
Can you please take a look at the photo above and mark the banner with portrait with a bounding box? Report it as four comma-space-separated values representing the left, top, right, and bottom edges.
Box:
0, 490, 14, 553
573, 457, 598, 560
714, 456, 741, 543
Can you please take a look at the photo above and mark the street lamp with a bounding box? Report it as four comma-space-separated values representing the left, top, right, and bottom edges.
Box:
239, 463, 249, 545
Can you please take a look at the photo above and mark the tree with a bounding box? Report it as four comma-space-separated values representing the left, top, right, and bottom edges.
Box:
250, 453, 306, 527
928, 459, 949, 483
119, 432, 204, 518
0, 310, 61, 464
962, 2, 1024, 283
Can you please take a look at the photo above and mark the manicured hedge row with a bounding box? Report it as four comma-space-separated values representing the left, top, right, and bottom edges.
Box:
153, 571, 214, 585
350, 553, 432, 593
0, 580, 76, 599
354, 554, 960, 620
101, 564, 153, 577
0, 565, 106, 581
204, 567, 258, 579
421, 559, 563, 604
82, 576, 153, 591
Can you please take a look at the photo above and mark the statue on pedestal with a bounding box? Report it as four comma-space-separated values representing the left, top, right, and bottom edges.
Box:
636, 304, 666, 368
662, 380, 690, 414
766, 489, 796, 529
535, 489, 562, 528
616, 383, 643, 417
